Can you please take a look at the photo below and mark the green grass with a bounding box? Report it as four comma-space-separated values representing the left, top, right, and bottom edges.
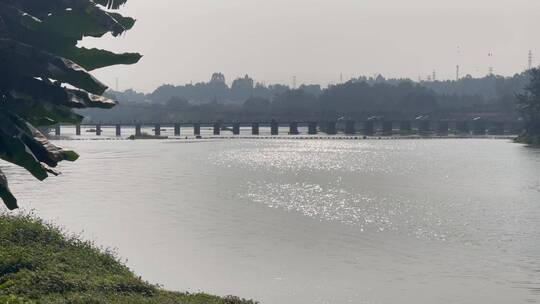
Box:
0, 214, 258, 304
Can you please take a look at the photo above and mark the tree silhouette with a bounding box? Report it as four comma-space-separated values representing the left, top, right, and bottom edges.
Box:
517, 68, 540, 142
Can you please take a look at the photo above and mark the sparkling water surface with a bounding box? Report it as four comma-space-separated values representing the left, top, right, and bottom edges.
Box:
2, 138, 540, 304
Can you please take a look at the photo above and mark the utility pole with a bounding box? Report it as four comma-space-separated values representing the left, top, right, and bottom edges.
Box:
488, 51, 494, 76
456, 45, 462, 81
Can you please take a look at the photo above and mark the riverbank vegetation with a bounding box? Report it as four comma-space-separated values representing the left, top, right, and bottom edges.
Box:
516, 68, 540, 145
0, 213, 257, 304
83, 72, 527, 123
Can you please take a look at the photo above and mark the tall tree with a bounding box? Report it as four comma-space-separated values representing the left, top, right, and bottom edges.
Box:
0, 0, 141, 210
516, 68, 540, 143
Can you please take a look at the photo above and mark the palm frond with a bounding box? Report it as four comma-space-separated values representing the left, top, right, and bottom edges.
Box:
93, 0, 129, 10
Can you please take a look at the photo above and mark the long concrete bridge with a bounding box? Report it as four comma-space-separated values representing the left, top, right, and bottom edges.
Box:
51, 120, 522, 138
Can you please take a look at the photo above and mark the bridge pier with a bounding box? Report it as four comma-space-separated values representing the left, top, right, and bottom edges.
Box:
400, 121, 412, 135
363, 121, 374, 136
252, 122, 259, 135
213, 122, 221, 136
382, 121, 393, 136
308, 122, 318, 135
271, 120, 279, 135
96, 124, 102, 136
154, 124, 161, 136
116, 124, 122, 137
76, 124, 81, 136
135, 124, 142, 136
233, 123, 240, 135
174, 123, 181, 136
345, 121, 355, 135
194, 123, 201, 136
289, 122, 299, 135
456, 121, 470, 135
326, 122, 337, 135
418, 121, 431, 135
437, 121, 449, 135
472, 120, 486, 135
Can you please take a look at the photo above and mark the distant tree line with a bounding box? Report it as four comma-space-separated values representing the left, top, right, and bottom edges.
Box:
80, 72, 529, 123
124, 73, 321, 105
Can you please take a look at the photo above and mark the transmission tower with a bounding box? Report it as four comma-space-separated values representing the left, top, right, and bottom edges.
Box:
528, 50, 533, 70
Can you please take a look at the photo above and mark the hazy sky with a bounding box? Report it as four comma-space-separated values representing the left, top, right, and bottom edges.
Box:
83, 0, 540, 92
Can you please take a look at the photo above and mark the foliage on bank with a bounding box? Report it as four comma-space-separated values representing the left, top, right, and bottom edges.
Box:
515, 133, 540, 145
515, 68, 540, 145
0, 0, 142, 209
0, 213, 257, 304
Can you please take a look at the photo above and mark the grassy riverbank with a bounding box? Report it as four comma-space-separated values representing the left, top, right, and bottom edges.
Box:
0, 214, 256, 304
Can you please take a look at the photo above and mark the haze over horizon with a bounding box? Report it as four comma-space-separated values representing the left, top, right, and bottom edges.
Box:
83, 0, 540, 93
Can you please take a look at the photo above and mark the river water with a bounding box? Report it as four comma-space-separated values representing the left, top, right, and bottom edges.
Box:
2, 137, 540, 303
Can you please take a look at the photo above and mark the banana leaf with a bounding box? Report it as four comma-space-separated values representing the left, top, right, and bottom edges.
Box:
0, 169, 17, 210
3, 0, 133, 37
7, 76, 116, 109
93, 0, 129, 10
0, 0, 140, 209
0, 38, 108, 95
0, 115, 50, 181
